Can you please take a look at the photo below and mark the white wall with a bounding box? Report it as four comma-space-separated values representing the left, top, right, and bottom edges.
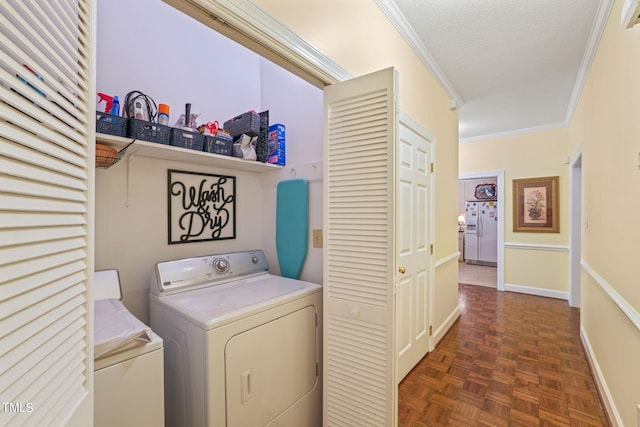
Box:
258, 59, 324, 284
259, 60, 323, 165
96, 0, 261, 123
95, 0, 324, 323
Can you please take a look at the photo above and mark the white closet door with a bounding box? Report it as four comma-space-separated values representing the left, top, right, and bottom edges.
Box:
396, 117, 432, 381
323, 67, 398, 426
0, 0, 95, 425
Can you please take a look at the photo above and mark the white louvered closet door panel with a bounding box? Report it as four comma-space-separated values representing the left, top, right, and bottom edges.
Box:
0, 0, 95, 425
323, 67, 398, 426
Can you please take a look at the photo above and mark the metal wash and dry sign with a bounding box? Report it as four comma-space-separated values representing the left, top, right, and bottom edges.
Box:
167, 169, 236, 244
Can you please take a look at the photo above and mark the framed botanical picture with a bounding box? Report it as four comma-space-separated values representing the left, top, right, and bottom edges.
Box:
512, 176, 559, 233
168, 169, 236, 244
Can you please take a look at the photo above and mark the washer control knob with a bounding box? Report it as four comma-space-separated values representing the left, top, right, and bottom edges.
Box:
251, 256, 259, 264
212, 258, 229, 274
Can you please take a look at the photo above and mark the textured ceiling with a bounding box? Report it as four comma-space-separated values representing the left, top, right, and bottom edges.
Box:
388, 0, 605, 141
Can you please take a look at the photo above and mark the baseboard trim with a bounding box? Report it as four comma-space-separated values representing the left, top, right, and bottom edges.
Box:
580, 326, 622, 427
432, 304, 461, 350
503, 283, 568, 300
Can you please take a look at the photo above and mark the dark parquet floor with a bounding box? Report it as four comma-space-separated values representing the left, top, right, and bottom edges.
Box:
398, 284, 611, 427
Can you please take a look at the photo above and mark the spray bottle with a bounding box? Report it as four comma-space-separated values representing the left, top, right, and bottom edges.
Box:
97, 93, 114, 113
158, 103, 170, 126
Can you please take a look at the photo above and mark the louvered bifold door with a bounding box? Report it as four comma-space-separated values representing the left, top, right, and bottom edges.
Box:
323, 67, 398, 426
0, 0, 94, 425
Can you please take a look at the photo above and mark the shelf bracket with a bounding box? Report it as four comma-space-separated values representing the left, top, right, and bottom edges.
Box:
125, 153, 135, 208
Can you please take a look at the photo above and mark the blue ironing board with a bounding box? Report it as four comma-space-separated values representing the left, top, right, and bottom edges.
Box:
276, 179, 308, 279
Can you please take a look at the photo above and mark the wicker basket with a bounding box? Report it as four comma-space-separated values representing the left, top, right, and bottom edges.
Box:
95, 143, 118, 168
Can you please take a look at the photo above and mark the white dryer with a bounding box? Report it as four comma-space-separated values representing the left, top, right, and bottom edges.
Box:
93, 270, 165, 427
149, 250, 322, 427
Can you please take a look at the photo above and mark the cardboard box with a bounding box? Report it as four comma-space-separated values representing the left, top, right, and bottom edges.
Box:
268, 123, 285, 165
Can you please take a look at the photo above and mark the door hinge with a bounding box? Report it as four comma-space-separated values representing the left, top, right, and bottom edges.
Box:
430, 244, 434, 255
430, 162, 434, 173
429, 325, 433, 336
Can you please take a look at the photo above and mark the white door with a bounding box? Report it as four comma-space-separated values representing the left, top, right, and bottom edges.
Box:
0, 0, 95, 425
323, 67, 398, 426
396, 116, 432, 382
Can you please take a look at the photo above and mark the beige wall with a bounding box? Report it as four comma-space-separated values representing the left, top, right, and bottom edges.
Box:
459, 128, 570, 296
568, 0, 640, 424
570, 0, 640, 309
255, 0, 461, 345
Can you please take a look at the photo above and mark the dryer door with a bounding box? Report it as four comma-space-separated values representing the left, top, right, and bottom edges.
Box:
225, 305, 318, 426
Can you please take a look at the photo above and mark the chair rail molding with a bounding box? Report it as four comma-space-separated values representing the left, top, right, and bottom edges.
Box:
435, 251, 460, 269
581, 260, 640, 333
504, 242, 570, 252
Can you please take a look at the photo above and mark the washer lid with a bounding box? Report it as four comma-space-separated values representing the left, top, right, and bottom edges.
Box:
154, 273, 321, 330
94, 269, 122, 301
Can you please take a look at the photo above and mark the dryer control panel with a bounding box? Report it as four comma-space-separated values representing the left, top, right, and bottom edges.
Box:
151, 250, 269, 296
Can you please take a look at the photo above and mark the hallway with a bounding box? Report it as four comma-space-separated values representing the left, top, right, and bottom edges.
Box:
458, 263, 497, 288
398, 284, 610, 426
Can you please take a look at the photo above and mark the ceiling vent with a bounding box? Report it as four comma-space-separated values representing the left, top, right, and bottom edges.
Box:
622, 0, 640, 28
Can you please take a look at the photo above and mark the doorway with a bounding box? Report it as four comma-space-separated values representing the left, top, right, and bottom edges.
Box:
569, 151, 582, 307
458, 171, 505, 291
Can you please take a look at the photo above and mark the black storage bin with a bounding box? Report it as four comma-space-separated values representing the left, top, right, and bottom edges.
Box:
170, 128, 204, 151
96, 112, 127, 137
223, 111, 261, 137
127, 118, 171, 144
204, 134, 233, 156
256, 110, 269, 163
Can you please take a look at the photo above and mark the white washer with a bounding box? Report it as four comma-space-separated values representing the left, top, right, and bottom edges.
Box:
149, 250, 322, 427
93, 270, 165, 427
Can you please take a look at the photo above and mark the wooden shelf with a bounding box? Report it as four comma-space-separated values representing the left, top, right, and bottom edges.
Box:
96, 133, 283, 173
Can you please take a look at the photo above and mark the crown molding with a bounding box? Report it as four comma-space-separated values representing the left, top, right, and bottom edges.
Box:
374, 0, 465, 108
175, 0, 464, 106
565, 0, 614, 125
459, 121, 566, 144
462, 0, 612, 147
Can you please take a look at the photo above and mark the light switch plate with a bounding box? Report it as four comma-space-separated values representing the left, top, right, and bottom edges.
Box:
312, 229, 323, 248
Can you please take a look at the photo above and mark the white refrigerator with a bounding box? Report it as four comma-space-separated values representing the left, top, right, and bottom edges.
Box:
464, 200, 497, 265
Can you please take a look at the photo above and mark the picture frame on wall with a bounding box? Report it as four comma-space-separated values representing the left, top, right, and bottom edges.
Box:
512, 176, 559, 233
